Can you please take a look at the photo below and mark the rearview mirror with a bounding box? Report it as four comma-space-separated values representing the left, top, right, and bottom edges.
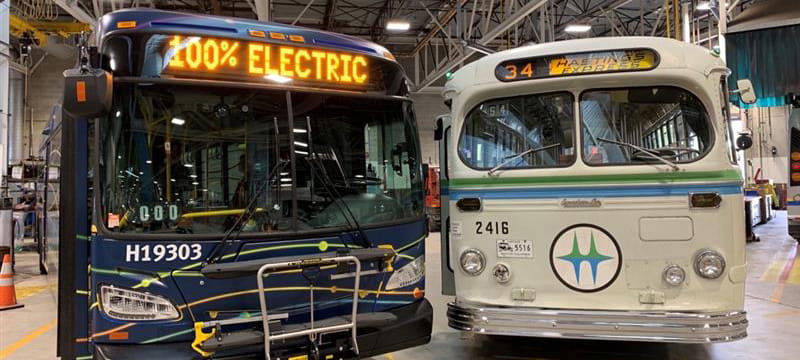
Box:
434, 114, 450, 141
63, 68, 113, 118
736, 79, 757, 104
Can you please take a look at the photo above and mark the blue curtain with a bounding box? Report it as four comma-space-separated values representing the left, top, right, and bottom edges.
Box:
726, 25, 800, 108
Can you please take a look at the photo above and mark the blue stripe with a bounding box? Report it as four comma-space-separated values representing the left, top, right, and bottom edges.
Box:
449, 183, 742, 200
787, 201, 800, 206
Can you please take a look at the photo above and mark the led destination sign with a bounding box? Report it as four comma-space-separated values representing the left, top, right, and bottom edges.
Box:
496, 49, 658, 82
163, 35, 370, 86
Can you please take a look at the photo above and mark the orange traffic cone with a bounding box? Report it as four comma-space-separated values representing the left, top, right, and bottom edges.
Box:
0, 254, 23, 311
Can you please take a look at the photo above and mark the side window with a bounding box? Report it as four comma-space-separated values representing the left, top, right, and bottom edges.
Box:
458, 92, 575, 169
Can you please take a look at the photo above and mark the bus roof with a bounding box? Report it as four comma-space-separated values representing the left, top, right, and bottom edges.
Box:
445, 36, 726, 92
97, 9, 396, 62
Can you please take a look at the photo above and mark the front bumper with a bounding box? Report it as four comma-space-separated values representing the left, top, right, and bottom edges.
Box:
93, 299, 432, 359
447, 301, 747, 343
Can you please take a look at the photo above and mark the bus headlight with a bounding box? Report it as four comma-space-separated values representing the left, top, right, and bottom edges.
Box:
100, 285, 180, 321
663, 264, 686, 286
385, 256, 425, 290
460, 249, 486, 275
694, 250, 726, 279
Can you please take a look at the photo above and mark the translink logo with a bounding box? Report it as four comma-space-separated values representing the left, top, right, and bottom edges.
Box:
550, 225, 622, 292
557, 232, 613, 285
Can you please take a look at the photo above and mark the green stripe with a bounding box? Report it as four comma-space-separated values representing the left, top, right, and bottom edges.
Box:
76, 356, 93, 360
140, 328, 195, 344
446, 170, 741, 188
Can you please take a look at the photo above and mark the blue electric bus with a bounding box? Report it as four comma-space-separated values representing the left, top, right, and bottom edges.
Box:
58, 9, 431, 360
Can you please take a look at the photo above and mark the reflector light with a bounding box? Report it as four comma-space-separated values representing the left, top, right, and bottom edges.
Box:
269, 32, 286, 40
117, 21, 137, 29
248, 29, 266, 38
456, 198, 481, 212
100, 285, 180, 321
289, 35, 305, 43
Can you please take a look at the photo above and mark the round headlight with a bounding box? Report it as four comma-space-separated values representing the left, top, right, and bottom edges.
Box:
460, 249, 486, 276
492, 263, 511, 283
694, 250, 726, 279
663, 264, 686, 286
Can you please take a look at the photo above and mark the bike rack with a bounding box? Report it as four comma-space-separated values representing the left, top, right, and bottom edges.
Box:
256, 255, 361, 360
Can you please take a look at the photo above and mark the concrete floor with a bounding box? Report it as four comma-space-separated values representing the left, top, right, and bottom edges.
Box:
2, 213, 799, 360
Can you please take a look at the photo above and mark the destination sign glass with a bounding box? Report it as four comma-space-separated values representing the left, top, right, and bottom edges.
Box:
495, 49, 659, 82
146, 34, 383, 90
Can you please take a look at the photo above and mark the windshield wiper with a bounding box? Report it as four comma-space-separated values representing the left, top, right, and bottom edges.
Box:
488, 143, 561, 176
205, 117, 286, 265
205, 160, 288, 264
597, 138, 680, 171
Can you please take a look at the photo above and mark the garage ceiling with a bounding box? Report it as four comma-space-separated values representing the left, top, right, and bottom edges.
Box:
8, 0, 764, 89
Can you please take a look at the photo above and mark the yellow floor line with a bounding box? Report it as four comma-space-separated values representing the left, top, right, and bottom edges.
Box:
15, 285, 50, 301
760, 259, 786, 283
787, 259, 800, 285
763, 309, 800, 319
0, 319, 57, 359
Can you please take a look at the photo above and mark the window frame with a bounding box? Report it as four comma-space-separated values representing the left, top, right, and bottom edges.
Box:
456, 90, 578, 171
578, 85, 715, 168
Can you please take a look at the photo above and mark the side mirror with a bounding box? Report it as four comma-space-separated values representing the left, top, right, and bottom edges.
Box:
736, 134, 753, 150
433, 114, 449, 141
736, 79, 757, 105
63, 68, 113, 118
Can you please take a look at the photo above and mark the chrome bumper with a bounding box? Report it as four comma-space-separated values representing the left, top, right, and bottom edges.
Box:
447, 301, 748, 343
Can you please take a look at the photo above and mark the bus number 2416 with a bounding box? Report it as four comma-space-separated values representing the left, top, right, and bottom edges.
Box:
125, 244, 203, 262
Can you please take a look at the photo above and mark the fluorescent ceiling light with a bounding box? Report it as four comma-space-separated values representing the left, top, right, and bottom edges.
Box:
171, 117, 186, 126
386, 20, 410, 31
294, 141, 308, 148
696, 1, 712, 10
564, 24, 592, 33
264, 74, 292, 83
293, 128, 307, 133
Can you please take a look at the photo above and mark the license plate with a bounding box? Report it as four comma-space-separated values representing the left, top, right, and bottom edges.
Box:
496, 239, 533, 258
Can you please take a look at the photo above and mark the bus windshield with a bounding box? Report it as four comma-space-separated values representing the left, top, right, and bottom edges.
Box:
458, 92, 575, 170
581, 86, 712, 166
100, 84, 423, 235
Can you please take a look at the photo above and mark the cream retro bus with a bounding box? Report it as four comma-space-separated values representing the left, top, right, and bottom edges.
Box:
437, 37, 755, 343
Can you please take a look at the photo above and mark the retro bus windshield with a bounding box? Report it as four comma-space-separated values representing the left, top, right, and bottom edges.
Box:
99, 84, 423, 235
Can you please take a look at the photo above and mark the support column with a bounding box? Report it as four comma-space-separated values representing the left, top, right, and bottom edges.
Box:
719, 0, 727, 61
681, 1, 691, 43
1, 0, 10, 174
